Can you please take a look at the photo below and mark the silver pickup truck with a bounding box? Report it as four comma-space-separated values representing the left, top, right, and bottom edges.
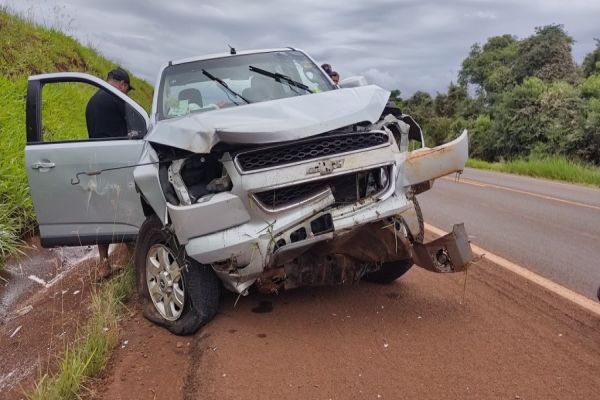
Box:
25, 48, 472, 335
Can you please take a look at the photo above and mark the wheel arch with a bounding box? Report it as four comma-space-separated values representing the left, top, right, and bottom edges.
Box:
140, 194, 155, 217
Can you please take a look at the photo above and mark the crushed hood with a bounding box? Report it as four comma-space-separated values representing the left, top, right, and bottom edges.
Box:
145, 85, 390, 153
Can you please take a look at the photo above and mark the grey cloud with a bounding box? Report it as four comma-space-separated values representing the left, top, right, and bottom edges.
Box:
1, 0, 598, 96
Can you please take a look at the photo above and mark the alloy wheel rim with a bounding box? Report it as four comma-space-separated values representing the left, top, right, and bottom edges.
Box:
146, 244, 185, 321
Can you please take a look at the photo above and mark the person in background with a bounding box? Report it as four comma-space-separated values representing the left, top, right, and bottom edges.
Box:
330, 71, 340, 84
85, 67, 134, 279
86, 67, 133, 138
320, 63, 340, 85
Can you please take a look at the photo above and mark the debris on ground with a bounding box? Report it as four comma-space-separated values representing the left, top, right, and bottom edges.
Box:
14, 305, 33, 317
9, 326, 22, 338
27, 275, 47, 287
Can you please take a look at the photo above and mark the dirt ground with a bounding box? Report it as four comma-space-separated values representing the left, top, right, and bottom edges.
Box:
0, 242, 132, 399
90, 255, 600, 400
2, 236, 599, 400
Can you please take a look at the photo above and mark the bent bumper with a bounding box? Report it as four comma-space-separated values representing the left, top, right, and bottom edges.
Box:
173, 129, 471, 294
401, 130, 469, 186
184, 192, 415, 293
412, 223, 472, 273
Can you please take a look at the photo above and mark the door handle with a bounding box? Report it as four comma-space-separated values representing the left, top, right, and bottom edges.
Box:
32, 161, 56, 169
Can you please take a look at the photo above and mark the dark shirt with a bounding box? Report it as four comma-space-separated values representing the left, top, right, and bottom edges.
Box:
86, 89, 127, 138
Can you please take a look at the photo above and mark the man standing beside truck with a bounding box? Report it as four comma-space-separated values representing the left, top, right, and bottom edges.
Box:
85, 67, 134, 278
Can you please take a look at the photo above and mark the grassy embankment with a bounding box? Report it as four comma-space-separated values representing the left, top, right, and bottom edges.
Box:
0, 9, 151, 398
0, 8, 153, 266
27, 268, 134, 400
467, 157, 600, 188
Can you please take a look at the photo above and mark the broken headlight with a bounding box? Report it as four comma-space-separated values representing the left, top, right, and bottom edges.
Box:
167, 154, 231, 205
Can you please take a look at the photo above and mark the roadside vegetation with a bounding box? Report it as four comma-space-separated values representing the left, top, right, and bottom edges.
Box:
26, 268, 134, 400
0, 8, 153, 268
467, 157, 600, 187
393, 25, 600, 185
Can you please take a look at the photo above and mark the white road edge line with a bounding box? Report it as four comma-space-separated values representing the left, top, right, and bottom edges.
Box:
425, 222, 600, 317
441, 176, 600, 211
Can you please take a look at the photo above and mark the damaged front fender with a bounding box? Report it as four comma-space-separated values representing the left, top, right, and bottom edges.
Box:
402, 130, 469, 187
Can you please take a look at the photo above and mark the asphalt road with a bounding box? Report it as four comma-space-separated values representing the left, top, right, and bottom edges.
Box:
418, 168, 600, 300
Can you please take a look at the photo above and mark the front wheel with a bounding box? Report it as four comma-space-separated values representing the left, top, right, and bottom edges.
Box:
362, 259, 413, 284
362, 196, 423, 284
134, 215, 220, 335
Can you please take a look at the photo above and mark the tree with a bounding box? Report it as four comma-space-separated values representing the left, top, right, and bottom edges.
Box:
565, 98, 600, 165
404, 91, 442, 146
492, 77, 547, 160
582, 39, 600, 78
513, 24, 578, 84
434, 82, 467, 117
492, 78, 584, 161
389, 88, 405, 109
469, 114, 496, 161
390, 89, 402, 102
405, 26, 600, 166
404, 91, 434, 123
459, 34, 518, 97
581, 74, 600, 98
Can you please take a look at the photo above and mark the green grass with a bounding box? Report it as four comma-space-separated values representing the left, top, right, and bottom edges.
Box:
466, 156, 600, 187
0, 8, 153, 268
26, 267, 134, 400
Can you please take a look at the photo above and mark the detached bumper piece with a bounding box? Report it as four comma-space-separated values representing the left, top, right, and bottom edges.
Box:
412, 223, 472, 273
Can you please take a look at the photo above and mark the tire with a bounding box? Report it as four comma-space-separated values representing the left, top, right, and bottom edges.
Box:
134, 215, 220, 335
363, 259, 413, 284
362, 196, 424, 284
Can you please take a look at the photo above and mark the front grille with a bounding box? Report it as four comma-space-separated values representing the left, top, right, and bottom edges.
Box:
252, 166, 391, 212
235, 132, 389, 172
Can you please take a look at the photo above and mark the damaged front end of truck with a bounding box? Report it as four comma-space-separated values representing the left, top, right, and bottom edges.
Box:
135, 89, 471, 288
23, 49, 473, 336
128, 49, 473, 335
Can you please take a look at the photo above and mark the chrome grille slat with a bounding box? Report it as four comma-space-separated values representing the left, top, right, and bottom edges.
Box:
235, 132, 389, 172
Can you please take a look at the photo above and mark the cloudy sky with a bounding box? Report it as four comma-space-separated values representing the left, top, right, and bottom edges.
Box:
2, 0, 599, 96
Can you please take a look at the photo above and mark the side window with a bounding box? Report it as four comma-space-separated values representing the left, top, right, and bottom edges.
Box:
40, 82, 145, 142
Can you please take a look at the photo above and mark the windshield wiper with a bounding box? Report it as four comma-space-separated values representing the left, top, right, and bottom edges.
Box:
202, 69, 251, 104
249, 65, 313, 94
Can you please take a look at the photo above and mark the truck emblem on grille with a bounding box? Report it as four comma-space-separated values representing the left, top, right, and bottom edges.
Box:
306, 159, 344, 175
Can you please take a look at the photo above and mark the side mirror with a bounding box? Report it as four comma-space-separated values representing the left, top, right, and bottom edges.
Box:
339, 76, 368, 88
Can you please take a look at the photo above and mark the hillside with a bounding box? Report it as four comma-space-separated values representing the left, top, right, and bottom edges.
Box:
0, 9, 154, 266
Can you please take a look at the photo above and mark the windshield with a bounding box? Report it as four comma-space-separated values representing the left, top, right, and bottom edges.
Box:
158, 50, 335, 120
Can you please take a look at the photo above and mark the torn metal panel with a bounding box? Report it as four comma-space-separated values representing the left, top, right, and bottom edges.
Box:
258, 221, 414, 292
144, 85, 390, 153
168, 159, 192, 205
259, 221, 473, 292
412, 223, 473, 273
133, 143, 168, 224
166, 193, 251, 244
401, 129, 469, 186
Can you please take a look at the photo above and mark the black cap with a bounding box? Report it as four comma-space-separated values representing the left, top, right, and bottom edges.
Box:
108, 68, 134, 90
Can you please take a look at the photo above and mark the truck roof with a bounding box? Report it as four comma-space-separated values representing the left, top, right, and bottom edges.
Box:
169, 47, 299, 66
